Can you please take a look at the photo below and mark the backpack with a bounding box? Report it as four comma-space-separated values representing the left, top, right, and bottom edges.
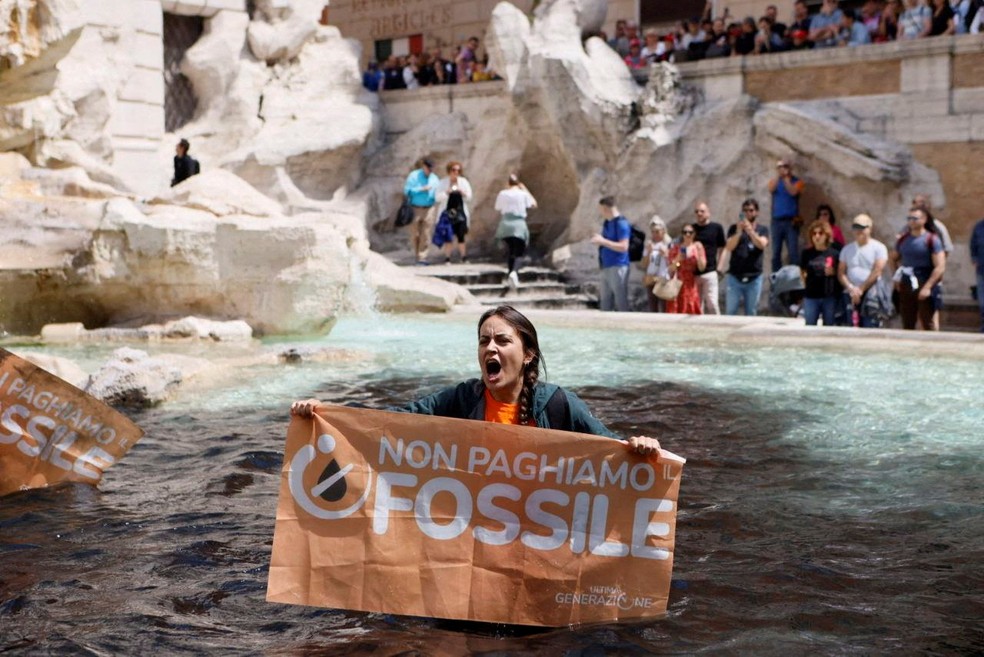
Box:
895, 230, 935, 252
628, 224, 646, 262
191, 158, 201, 175
544, 387, 570, 430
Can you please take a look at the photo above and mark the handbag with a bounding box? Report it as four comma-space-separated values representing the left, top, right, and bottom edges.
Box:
653, 276, 682, 301
394, 196, 414, 228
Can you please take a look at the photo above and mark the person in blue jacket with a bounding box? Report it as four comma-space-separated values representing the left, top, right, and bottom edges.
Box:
403, 158, 440, 265
292, 305, 662, 457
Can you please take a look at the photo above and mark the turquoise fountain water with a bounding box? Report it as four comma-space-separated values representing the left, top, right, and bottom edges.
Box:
3, 312, 982, 654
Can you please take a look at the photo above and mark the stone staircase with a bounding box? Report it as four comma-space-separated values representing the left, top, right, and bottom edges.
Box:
408, 263, 595, 310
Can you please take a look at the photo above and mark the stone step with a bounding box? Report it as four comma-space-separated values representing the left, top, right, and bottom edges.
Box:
467, 281, 569, 299
477, 294, 597, 310
410, 264, 564, 286
399, 261, 595, 311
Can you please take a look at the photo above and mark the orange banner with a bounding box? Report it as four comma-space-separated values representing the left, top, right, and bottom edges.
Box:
0, 348, 144, 496
267, 405, 685, 626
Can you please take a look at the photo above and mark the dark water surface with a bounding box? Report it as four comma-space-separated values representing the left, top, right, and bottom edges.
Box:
2, 377, 982, 655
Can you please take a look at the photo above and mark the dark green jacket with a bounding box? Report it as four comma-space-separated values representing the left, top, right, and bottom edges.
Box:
397, 379, 621, 440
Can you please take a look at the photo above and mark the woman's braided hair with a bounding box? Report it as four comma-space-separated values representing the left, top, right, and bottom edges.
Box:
477, 305, 545, 424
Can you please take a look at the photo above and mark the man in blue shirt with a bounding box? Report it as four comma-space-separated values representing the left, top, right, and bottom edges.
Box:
809, 0, 844, 48
839, 8, 872, 46
590, 196, 631, 311
767, 158, 805, 273
403, 158, 439, 265
971, 216, 984, 332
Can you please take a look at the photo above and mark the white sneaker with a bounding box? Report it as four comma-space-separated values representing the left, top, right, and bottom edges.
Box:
507, 271, 520, 289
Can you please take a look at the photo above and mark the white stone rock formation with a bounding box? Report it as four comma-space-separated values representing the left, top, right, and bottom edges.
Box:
0, 161, 475, 337
84, 347, 188, 407
0, 2, 474, 336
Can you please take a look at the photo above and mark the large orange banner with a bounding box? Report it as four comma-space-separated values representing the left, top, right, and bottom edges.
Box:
267, 405, 685, 626
0, 348, 144, 496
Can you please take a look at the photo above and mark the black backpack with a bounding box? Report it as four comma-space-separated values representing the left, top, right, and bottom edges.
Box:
628, 224, 646, 262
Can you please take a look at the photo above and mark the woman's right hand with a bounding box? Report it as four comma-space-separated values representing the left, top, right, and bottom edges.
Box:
291, 398, 323, 418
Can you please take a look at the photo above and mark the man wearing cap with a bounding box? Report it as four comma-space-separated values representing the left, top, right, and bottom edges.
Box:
403, 158, 440, 265
838, 214, 888, 327
693, 201, 726, 314
171, 138, 199, 187
767, 158, 805, 273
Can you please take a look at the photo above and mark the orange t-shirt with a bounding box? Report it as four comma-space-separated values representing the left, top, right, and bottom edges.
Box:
484, 389, 536, 426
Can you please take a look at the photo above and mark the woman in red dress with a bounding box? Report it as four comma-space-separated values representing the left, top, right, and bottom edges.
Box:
667, 224, 707, 315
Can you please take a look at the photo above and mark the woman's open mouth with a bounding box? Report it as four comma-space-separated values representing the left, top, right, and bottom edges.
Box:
485, 360, 502, 382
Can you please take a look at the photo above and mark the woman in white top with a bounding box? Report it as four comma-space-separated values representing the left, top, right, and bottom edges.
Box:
402, 54, 420, 89
641, 215, 672, 312
434, 161, 473, 262
493, 174, 537, 289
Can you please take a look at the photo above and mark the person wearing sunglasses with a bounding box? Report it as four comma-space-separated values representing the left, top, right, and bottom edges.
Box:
434, 161, 473, 263
666, 224, 707, 315
890, 207, 945, 330
799, 219, 842, 326
837, 214, 889, 328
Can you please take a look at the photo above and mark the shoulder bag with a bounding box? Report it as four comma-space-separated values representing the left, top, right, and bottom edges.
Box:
394, 196, 414, 228
653, 275, 682, 301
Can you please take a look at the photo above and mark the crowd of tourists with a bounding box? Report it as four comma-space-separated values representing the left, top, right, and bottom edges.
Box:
603, 159, 972, 332
363, 37, 500, 92
400, 158, 536, 292
607, 0, 981, 68
399, 155, 984, 333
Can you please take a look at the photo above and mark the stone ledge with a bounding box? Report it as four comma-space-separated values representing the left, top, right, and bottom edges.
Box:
160, 0, 247, 17
678, 34, 982, 79
445, 307, 984, 357
379, 80, 508, 105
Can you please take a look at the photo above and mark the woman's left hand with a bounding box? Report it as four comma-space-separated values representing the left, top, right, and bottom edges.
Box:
628, 435, 661, 457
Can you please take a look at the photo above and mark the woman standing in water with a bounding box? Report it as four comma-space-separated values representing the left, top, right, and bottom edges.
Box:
292, 305, 661, 456
494, 174, 537, 290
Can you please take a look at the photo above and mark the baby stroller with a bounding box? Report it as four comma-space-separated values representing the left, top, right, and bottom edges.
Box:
768, 265, 805, 317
